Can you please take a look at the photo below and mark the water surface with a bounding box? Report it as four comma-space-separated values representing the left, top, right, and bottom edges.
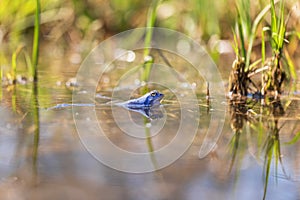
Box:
1, 70, 300, 200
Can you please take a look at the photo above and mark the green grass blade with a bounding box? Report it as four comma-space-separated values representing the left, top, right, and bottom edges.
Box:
270, 0, 277, 42
277, 0, 285, 50
231, 28, 239, 56
263, 148, 272, 200
245, 0, 280, 70
270, 0, 278, 48
236, 0, 251, 39
31, 0, 41, 82
237, 9, 246, 59
144, 0, 161, 58
141, 0, 161, 87
283, 49, 297, 80
11, 51, 17, 81
274, 139, 279, 184
284, 131, 300, 145
23, 51, 33, 78
243, 0, 251, 37
261, 28, 266, 67
11, 45, 24, 82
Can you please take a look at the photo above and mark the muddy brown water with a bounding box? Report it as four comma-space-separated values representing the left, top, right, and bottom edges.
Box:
0, 70, 300, 200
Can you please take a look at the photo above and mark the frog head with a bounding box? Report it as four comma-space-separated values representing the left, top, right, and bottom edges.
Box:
144, 90, 164, 106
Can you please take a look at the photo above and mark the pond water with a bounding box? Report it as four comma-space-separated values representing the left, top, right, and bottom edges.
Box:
1, 64, 300, 199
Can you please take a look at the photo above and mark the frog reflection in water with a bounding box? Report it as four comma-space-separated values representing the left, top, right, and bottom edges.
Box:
117, 90, 164, 119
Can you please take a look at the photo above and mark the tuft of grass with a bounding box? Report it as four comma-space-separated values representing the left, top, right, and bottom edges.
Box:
229, 1, 279, 97
261, 0, 287, 96
229, 0, 299, 98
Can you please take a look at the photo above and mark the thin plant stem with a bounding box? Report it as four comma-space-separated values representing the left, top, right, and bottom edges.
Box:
32, 0, 40, 82
144, 117, 158, 169
0, 66, 2, 100
32, 83, 40, 185
31, 0, 41, 184
261, 29, 266, 67
12, 87, 17, 112
141, 0, 161, 86
144, 0, 161, 58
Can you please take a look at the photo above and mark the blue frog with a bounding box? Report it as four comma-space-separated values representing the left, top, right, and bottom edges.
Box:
117, 90, 164, 109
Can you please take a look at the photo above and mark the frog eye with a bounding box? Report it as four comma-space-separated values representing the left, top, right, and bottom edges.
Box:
150, 91, 157, 97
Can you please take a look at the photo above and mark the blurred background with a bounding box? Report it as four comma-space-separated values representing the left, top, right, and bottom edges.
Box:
0, 0, 298, 80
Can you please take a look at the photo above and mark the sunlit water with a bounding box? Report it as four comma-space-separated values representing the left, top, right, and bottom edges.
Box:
0, 72, 300, 200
